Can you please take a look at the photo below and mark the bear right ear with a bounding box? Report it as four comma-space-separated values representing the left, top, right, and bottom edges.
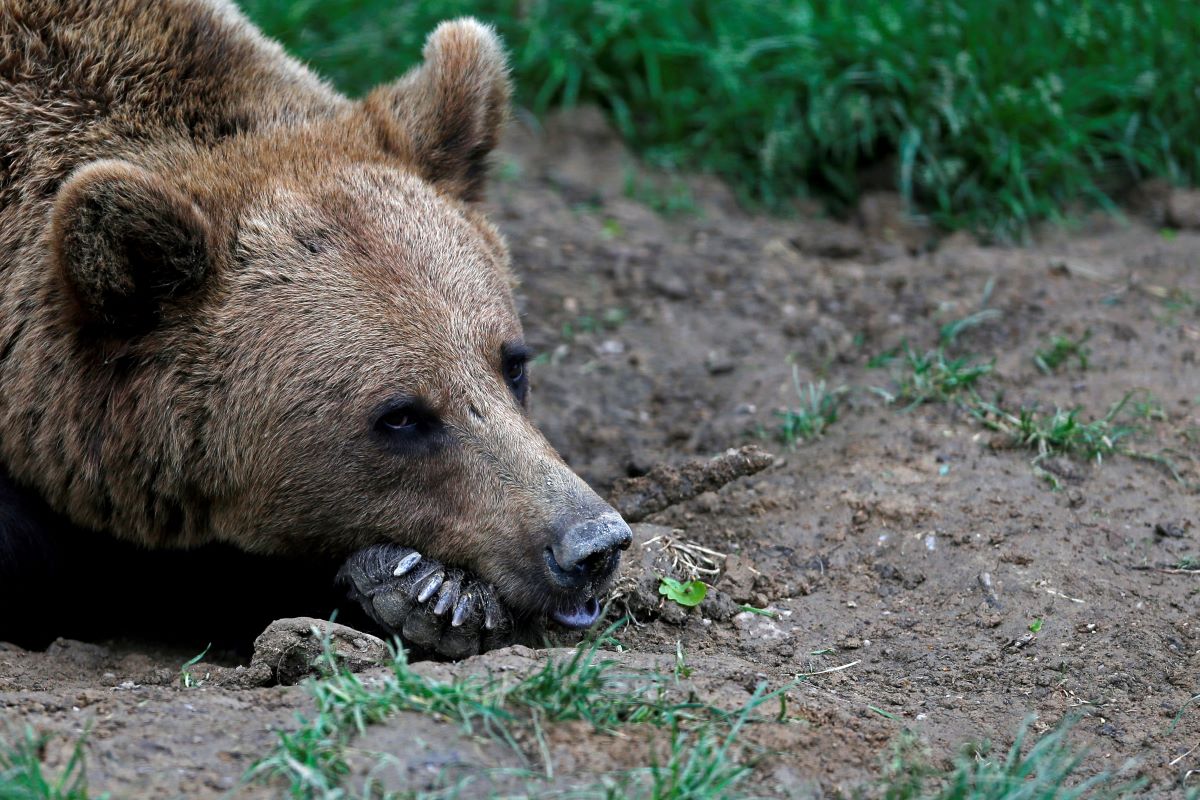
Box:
50, 160, 213, 330
363, 19, 511, 203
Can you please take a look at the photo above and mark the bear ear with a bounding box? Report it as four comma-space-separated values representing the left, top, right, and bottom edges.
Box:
49, 160, 213, 330
363, 19, 511, 202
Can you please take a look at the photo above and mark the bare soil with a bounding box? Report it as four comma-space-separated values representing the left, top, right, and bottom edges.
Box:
2, 108, 1198, 798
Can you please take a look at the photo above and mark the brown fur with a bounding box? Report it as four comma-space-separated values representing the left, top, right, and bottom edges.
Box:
0, 0, 618, 614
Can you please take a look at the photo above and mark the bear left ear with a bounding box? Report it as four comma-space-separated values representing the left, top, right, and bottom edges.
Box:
363, 19, 511, 202
49, 160, 213, 330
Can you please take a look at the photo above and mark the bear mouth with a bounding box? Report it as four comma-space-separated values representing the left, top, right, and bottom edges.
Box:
539, 546, 617, 630
549, 596, 602, 629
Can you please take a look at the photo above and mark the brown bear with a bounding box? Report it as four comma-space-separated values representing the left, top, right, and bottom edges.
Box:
0, 0, 631, 658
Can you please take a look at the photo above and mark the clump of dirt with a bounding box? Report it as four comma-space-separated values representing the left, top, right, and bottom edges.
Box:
609, 444, 775, 522
241, 618, 389, 686
3, 107, 1200, 798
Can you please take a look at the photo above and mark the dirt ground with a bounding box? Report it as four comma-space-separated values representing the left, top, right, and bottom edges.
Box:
2, 108, 1198, 798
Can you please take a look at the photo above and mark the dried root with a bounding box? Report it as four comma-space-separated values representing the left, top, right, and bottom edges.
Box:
607, 445, 775, 522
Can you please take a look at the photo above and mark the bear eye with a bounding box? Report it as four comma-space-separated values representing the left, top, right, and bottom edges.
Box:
501, 343, 530, 405
372, 399, 439, 443
378, 409, 415, 432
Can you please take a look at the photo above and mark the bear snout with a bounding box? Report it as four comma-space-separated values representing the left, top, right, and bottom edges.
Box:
544, 512, 632, 591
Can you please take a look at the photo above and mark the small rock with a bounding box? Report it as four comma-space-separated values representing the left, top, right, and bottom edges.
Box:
875, 562, 925, 590
657, 598, 691, 626
1066, 488, 1085, 509
788, 227, 865, 259
625, 449, 658, 477
1041, 457, 1085, 483
1155, 521, 1187, 539
720, 555, 758, 603
649, 271, 689, 300
248, 617, 389, 686
732, 611, 788, 647
705, 349, 735, 375
699, 587, 739, 622
1167, 188, 1200, 230
784, 576, 813, 597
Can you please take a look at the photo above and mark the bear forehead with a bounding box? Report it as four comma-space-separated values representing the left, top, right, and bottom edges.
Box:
237, 165, 515, 308
228, 166, 521, 370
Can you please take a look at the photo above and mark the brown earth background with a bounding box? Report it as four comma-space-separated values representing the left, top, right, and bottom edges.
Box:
1, 109, 1198, 798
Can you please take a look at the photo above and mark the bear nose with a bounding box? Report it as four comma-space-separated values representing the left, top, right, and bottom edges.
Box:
547, 514, 633, 587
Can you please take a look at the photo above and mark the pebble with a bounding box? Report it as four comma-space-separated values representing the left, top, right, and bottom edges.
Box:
1155, 521, 1186, 539
732, 612, 789, 646
705, 349, 735, 374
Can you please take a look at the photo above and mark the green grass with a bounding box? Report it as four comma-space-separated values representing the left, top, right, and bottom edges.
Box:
645, 716, 754, 799
973, 396, 1137, 465
178, 643, 211, 689
561, 308, 628, 343
892, 345, 994, 406
776, 374, 847, 445
1034, 332, 1091, 375
0, 729, 101, 800
880, 719, 1138, 799
0, 671, 1141, 800
867, 306, 1182, 483
869, 305, 996, 406
239, 0, 1200, 238
247, 624, 782, 798
868, 342, 993, 406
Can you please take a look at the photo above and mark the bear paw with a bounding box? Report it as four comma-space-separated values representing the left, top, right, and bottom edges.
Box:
337, 544, 512, 659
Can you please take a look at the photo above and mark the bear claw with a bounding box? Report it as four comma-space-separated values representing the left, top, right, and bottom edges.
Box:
393, 551, 422, 576
451, 593, 474, 627
338, 544, 512, 659
415, 571, 444, 603
432, 573, 464, 617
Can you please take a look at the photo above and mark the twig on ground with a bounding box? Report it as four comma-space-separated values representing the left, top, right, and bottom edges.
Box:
797, 660, 861, 678
608, 446, 775, 522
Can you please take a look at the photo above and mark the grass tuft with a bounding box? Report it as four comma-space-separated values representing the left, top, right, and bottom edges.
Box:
1034, 332, 1091, 375
0, 728, 101, 800
866, 308, 1180, 484
776, 373, 847, 445
880, 718, 1138, 800
974, 395, 1138, 465
894, 345, 994, 406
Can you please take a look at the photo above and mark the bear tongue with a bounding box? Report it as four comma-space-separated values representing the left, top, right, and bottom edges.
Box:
550, 596, 601, 629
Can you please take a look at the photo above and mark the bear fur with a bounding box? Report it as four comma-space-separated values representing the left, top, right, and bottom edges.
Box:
0, 0, 630, 651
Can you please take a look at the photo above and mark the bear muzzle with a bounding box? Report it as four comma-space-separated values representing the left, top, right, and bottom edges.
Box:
544, 512, 633, 629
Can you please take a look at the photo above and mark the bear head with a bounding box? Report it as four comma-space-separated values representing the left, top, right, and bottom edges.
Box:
43, 19, 630, 629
